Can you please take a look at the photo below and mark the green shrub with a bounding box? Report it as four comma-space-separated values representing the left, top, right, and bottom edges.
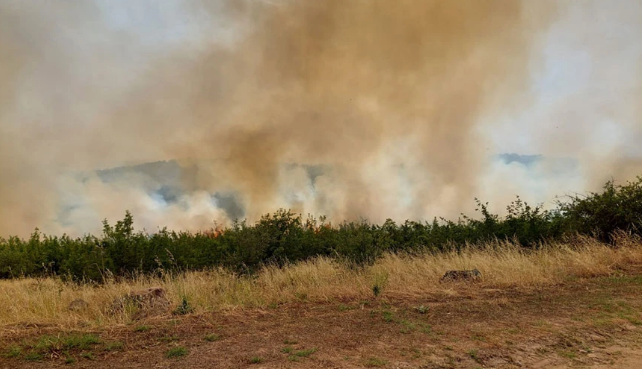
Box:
134, 325, 151, 332
166, 346, 188, 358
2, 345, 22, 358
559, 177, 642, 242
1, 177, 641, 281
173, 297, 194, 315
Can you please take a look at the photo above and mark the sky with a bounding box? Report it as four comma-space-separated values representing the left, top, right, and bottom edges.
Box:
481, 0, 642, 206
0, 0, 640, 237
490, 0, 642, 156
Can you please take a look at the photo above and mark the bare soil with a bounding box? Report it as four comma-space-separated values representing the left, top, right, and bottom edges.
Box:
2, 267, 642, 368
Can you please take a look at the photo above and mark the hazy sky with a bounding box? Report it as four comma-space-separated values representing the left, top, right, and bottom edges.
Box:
489, 0, 642, 156
75, 1, 642, 164
89, 0, 642, 159
0, 0, 640, 236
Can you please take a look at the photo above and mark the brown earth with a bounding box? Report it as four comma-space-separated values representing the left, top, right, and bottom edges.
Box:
2, 267, 642, 369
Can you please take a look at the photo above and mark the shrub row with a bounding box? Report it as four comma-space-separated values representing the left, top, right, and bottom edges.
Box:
1, 177, 641, 281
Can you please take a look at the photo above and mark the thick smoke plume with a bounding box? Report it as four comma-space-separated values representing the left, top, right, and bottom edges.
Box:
0, 1, 639, 237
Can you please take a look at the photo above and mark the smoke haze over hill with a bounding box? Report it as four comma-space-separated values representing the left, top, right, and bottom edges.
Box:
0, 1, 640, 237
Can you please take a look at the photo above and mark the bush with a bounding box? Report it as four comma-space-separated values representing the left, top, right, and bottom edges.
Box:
559, 177, 642, 242
166, 346, 188, 358
1, 177, 641, 281
173, 297, 194, 315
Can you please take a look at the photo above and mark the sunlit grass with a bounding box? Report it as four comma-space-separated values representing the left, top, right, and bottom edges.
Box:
1, 236, 641, 328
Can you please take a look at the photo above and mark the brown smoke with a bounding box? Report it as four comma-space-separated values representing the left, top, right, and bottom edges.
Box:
159, 0, 558, 221
0, 0, 571, 236
0, 4, 58, 235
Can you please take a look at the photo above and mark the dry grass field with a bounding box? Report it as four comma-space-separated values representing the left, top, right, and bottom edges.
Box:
1, 235, 642, 368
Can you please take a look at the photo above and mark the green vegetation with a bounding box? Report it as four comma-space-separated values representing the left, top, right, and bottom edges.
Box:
399, 319, 416, 334
249, 356, 263, 364
293, 348, 317, 357
285, 347, 317, 362
281, 346, 294, 354
166, 346, 188, 358
1, 177, 641, 281
134, 325, 151, 332
80, 351, 95, 360
382, 310, 394, 323
172, 296, 194, 315
204, 333, 220, 342
158, 335, 179, 343
467, 349, 481, 363
2, 345, 22, 358
3, 337, 128, 363
558, 350, 577, 359
364, 357, 388, 367
24, 352, 43, 361
104, 341, 124, 351
415, 305, 429, 314
4, 333, 102, 362
34, 334, 100, 352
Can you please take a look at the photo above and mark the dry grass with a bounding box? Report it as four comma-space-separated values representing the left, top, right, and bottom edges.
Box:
1, 235, 641, 329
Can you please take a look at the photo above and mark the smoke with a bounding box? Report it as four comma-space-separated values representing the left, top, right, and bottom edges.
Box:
144, 0, 557, 223
0, 3, 60, 235
552, 0, 642, 188
488, 0, 642, 192
0, 0, 638, 237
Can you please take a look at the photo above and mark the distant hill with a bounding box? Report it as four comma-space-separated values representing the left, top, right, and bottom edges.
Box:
497, 153, 543, 167
94, 160, 328, 221
89, 154, 577, 221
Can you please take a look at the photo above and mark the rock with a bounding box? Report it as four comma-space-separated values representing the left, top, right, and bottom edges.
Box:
68, 298, 89, 312
439, 269, 482, 283
110, 287, 169, 319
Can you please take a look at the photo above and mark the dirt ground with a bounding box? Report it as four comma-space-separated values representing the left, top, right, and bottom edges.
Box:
2, 267, 642, 368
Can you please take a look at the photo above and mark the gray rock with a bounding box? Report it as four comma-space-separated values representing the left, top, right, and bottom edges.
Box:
439, 269, 482, 283
68, 298, 89, 312
110, 287, 169, 319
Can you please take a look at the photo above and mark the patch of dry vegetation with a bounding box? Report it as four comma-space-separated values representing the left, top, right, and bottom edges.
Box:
1, 235, 641, 329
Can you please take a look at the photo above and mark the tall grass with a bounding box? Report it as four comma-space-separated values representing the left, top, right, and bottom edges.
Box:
1, 235, 641, 329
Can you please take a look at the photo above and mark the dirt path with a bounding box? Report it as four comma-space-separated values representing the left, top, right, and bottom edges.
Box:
2, 272, 642, 368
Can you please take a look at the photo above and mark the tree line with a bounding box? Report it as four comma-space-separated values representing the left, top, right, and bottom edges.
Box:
1, 177, 641, 281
